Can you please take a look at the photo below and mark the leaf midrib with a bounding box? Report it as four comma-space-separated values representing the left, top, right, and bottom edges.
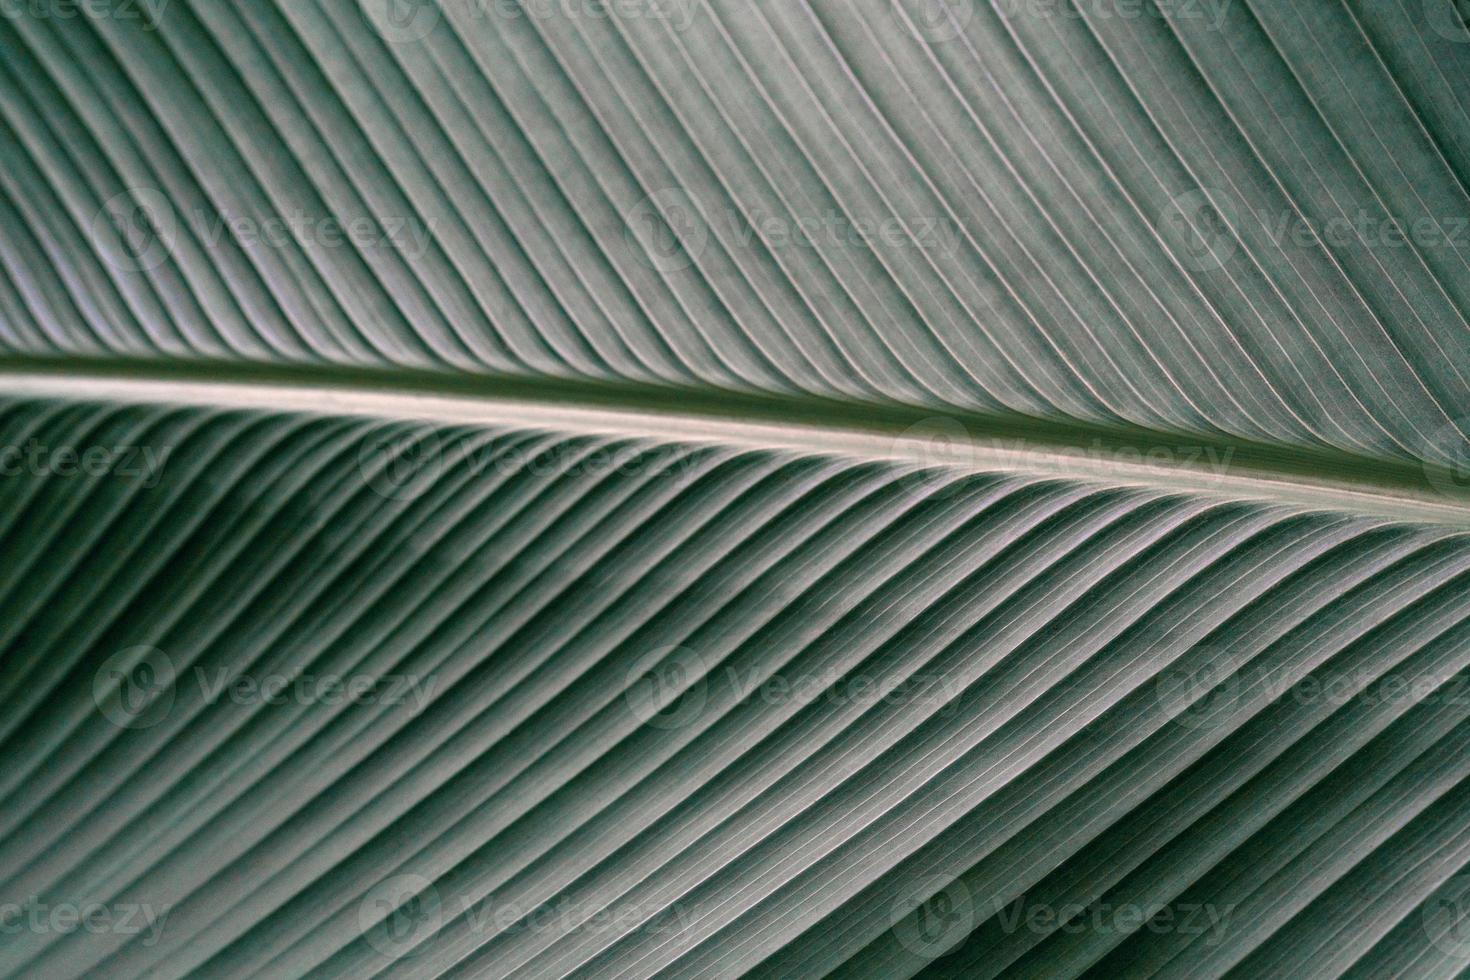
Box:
1, 353, 1465, 528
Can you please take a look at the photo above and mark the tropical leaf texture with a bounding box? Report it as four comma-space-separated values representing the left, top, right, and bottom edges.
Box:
1, 0, 1469, 978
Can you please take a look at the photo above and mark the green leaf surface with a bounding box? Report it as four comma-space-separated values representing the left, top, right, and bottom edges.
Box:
1, 1, 1469, 978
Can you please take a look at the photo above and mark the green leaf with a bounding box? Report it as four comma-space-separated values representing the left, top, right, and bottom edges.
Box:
1, 1, 1469, 978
